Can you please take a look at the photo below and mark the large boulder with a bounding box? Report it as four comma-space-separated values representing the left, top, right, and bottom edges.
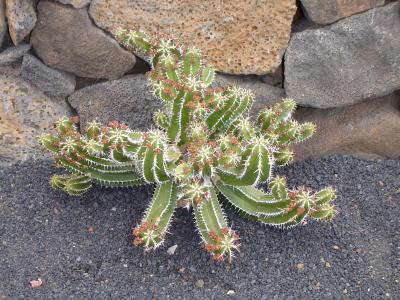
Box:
89, 0, 297, 75
21, 54, 76, 98
300, 0, 385, 25
31, 1, 136, 79
0, 72, 72, 166
68, 75, 161, 131
5, 0, 36, 45
285, 2, 400, 108
293, 93, 400, 160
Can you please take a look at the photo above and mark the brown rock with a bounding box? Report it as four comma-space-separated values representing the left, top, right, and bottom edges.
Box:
0, 72, 71, 166
31, 1, 136, 79
5, 0, 36, 45
55, 0, 91, 8
89, 0, 297, 75
293, 93, 400, 160
300, 0, 385, 25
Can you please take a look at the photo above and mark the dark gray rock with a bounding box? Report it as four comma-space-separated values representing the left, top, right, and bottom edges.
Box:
300, 0, 385, 25
68, 75, 161, 131
5, 0, 37, 45
31, 1, 136, 79
0, 43, 30, 65
215, 73, 285, 115
0, 0, 5, 47
285, 2, 400, 108
21, 54, 76, 98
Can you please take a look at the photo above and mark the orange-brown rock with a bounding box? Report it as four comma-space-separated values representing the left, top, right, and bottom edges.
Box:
89, 0, 297, 75
293, 93, 400, 160
5, 0, 37, 45
300, 0, 385, 24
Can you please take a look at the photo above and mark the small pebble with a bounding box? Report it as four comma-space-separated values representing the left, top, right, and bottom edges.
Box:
30, 278, 43, 288
355, 248, 364, 255
227, 290, 235, 295
167, 244, 178, 255
195, 279, 204, 288
296, 263, 304, 270
315, 281, 321, 291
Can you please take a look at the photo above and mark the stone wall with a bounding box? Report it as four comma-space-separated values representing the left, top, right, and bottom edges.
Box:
0, 0, 399, 166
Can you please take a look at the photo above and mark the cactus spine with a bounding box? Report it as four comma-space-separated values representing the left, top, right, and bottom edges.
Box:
39, 30, 336, 262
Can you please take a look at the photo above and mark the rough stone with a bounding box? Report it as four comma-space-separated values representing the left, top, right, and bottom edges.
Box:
0, 72, 71, 166
55, 0, 91, 8
0, 63, 20, 77
0, 43, 30, 66
215, 74, 285, 115
31, 1, 136, 79
21, 54, 76, 98
5, 0, 37, 45
285, 3, 400, 108
89, 0, 297, 75
300, 0, 385, 25
261, 64, 283, 87
0, 0, 6, 47
293, 93, 400, 160
68, 75, 161, 131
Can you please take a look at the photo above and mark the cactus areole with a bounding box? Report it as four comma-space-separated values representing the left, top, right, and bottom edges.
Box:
40, 30, 336, 262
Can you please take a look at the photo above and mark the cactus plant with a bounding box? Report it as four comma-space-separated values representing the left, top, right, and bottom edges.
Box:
39, 30, 336, 262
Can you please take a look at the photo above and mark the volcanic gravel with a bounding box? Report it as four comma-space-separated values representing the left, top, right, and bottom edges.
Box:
0, 156, 399, 299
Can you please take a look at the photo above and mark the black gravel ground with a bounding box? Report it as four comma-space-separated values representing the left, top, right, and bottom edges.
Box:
0, 156, 399, 299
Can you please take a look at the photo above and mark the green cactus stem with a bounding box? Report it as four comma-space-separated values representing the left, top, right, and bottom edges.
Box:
40, 30, 336, 262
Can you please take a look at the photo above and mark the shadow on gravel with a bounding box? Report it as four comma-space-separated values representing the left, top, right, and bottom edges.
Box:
0, 156, 399, 299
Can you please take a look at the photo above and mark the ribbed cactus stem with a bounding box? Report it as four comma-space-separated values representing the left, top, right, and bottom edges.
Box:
133, 181, 177, 249
39, 30, 337, 262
